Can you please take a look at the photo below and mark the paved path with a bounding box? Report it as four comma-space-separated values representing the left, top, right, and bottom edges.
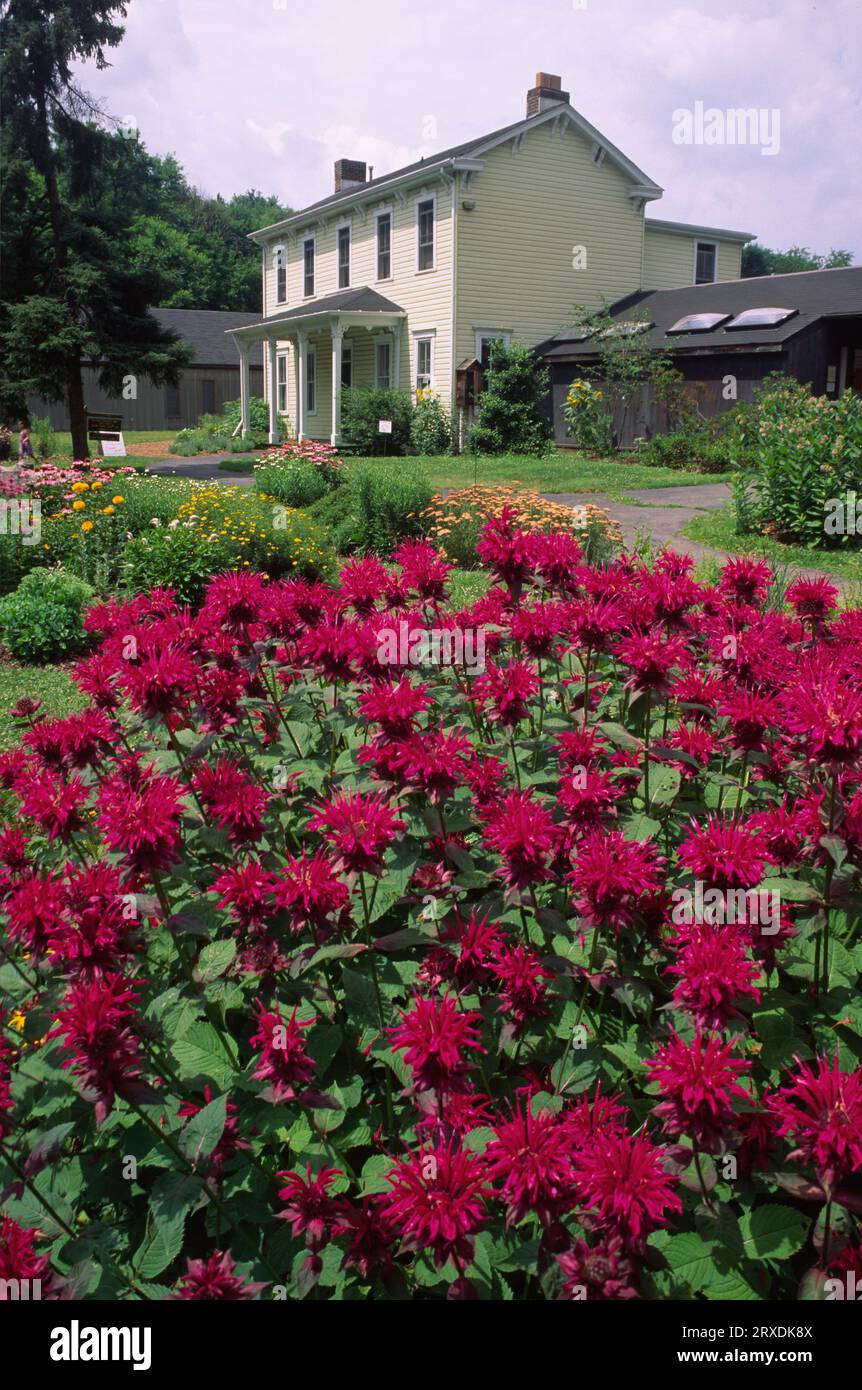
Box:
146, 455, 255, 485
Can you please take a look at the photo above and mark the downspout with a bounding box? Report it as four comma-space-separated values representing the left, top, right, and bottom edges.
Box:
441, 163, 459, 447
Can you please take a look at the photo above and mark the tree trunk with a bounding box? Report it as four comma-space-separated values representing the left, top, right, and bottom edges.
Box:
67, 359, 88, 461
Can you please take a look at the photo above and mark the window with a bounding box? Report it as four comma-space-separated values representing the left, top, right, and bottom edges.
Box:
415, 336, 433, 390
375, 339, 391, 389
201, 379, 216, 415
475, 330, 511, 372
306, 347, 316, 414
376, 212, 392, 280
165, 383, 181, 417
341, 340, 352, 390
695, 241, 718, 284
277, 353, 287, 413
724, 306, 798, 330
417, 197, 435, 271
337, 225, 351, 289
274, 245, 287, 304
303, 237, 315, 297
667, 312, 732, 335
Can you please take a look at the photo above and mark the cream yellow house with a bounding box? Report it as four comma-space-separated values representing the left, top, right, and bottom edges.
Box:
228, 73, 753, 445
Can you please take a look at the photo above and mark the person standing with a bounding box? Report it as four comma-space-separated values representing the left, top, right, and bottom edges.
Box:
18, 422, 35, 463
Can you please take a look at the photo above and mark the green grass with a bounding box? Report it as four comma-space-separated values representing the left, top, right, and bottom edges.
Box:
0, 663, 86, 749
683, 506, 862, 583
353, 452, 730, 499
446, 568, 492, 608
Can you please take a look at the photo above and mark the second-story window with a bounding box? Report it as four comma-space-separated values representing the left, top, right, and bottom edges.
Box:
376, 212, 392, 280
303, 237, 315, 297
338, 225, 351, 289
275, 245, 287, 304
417, 198, 435, 271
695, 241, 717, 285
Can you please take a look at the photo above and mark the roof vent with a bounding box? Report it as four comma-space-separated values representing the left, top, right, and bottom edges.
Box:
527, 72, 569, 118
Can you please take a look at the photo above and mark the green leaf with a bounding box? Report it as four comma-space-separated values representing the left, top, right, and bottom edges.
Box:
179, 1093, 228, 1166
171, 1022, 235, 1087
194, 939, 236, 983
739, 1204, 810, 1260
598, 720, 642, 750
662, 1232, 719, 1292
638, 764, 680, 808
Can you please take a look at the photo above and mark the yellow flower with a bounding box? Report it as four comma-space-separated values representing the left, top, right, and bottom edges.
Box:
112, 495, 125, 505
102, 505, 116, 515
71, 481, 89, 493
81, 520, 94, 533
91, 480, 104, 490
72, 499, 86, 511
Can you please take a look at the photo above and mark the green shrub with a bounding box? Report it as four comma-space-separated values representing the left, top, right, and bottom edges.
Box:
411, 389, 452, 454
563, 379, 614, 456
256, 459, 332, 509
0, 530, 45, 595
0, 568, 94, 662
469, 341, 553, 457
732, 377, 862, 547
30, 416, 58, 461
307, 461, 431, 555
340, 388, 413, 456
635, 409, 741, 473
121, 526, 234, 607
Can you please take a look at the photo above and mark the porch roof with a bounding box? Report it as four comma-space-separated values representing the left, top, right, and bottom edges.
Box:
226, 286, 406, 344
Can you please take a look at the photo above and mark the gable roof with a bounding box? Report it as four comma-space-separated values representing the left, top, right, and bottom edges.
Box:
249, 101, 664, 241
539, 266, 862, 358
227, 287, 405, 338
153, 309, 264, 366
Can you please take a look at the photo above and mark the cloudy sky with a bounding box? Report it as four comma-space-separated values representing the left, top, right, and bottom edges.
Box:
80, 0, 860, 258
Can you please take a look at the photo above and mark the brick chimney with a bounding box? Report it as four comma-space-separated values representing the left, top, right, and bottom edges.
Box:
526, 72, 569, 118
334, 159, 367, 192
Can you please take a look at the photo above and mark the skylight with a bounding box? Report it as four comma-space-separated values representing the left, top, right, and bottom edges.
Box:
724, 307, 798, 329
667, 312, 732, 335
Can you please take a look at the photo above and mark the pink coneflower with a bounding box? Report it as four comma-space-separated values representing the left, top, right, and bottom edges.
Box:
481, 789, 556, 889
719, 556, 774, 606
568, 830, 663, 934
49, 974, 149, 1124
510, 602, 568, 658
337, 555, 390, 614
271, 849, 349, 934
476, 508, 533, 594
174, 1249, 264, 1300
473, 659, 540, 727
392, 724, 473, 803
768, 1055, 862, 1190
333, 1198, 396, 1279
616, 629, 687, 696
573, 1130, 682, 1250
719, 690, 778, 752
646, 1030, 752, 1151
192, 757, 269, 845
489, 941, 553, 1030
0, 1217, 58, 1300
528, 531, 584, 591
387, 993, 484, 1093
428, 909, 505, 988
97, 769, 187, 876
666, 923, 762, 1031
18, 770, 89, 842
357, 676, 431, 738
211, 860, 277, 927
308, 789, 405, 876
380, 1140, 492, 1268
393, 538, 452, 601
5, 870, 67, 959
277, 1163, 342, 1244
746, 800, 806, 866
677, 814, 768, 890
557, 1233, 638, 1300
201, 570, 267, 633
486, 1103, 576, 1227
249, 1001, 316, 1102
558, 767, 624, 833
58, 862, 138, 980
121, 644, 198, 720
786, 576, 839, 622
781, 654, 862, 769
562, 1087, 629, 1148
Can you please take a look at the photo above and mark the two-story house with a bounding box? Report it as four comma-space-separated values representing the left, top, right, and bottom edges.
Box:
228, 73, 753, 444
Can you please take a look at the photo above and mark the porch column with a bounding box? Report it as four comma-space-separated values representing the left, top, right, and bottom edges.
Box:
330, 322, 344, 446
238, 341, 251, 436
267, 337, 279, 445
296, 331, 307, 442
393, 320, 402, 393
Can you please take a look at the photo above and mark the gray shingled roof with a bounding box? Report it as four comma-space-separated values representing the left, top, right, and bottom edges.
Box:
539, 266, 862, 358
153, 309, 264, 366
229, 287, 405, 334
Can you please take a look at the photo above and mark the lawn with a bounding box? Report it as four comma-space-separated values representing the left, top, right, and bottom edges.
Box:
0, 662, 85, 748
683, 505, 862, 586
359, 452, 729, 498
12, 428, 177, 471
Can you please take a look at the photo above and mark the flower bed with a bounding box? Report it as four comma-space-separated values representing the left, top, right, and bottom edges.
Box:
0, 520, 861, 1302
422, 484, 622, 567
